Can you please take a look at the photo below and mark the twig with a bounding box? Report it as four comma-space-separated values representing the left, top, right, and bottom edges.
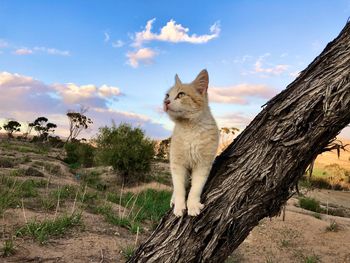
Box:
81, 184, 87, 203
71, 189, 79, 215
118, 183, 124, 218
54, 186, 61, 220
134, 226, 139, 246
21, 198, 28, 224
99, 249, 104, 263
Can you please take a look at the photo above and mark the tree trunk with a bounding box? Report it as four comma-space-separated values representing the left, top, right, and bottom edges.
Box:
128, 21, 350, 263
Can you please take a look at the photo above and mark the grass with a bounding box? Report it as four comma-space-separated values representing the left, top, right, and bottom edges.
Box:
115, 189, 171, 223
16, 213, 82, 244
298, 197, 321, 213
303, 254, 320, 263
80, 171, 106, 191
9, 168, 26, 177
0, 176, 47, 215
1, 239, 15, 257
0, 157, 15, 168
94, 204, 141, 233
313, 213, 322, 219
326, 220, 340, 232
0, 142, 49, 155
280, 239, 290, 247
121, 245, 135, 260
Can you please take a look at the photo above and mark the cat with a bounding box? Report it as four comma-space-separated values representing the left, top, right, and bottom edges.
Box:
164, 69, 219, 217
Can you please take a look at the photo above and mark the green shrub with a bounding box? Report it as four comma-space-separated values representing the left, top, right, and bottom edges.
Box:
298, 197, 321, 213
95, 123, 155, 184
64, 142, 95, 168
0, 157, 15, 168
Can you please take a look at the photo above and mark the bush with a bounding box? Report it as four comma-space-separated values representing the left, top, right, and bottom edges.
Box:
0, 157, 15, 168
64, 142, 95, 168
95, 123, 155, 184
298, 197, 321, 213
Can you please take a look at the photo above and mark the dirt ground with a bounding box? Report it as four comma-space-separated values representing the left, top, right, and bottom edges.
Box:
1, 139, 350, 263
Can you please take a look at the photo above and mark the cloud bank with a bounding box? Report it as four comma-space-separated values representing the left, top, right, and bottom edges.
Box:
0, 72, 170, 139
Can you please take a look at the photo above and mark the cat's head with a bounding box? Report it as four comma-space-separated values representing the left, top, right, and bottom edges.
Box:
164, 69, 209, 121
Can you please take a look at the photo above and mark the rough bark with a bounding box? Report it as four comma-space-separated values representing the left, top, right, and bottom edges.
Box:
128, 21, 350, 263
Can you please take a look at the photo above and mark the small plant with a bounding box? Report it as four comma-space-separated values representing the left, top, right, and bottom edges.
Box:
326, 220, 340, 232
303, 254, 320, 263
280, 239, 290, 247
16, 213, 82, 244
0, 157, 15, 168
313, 213, 322, 219
298, 197, 321, 213
121, 245, 135, 260
1, 239, 15, 257
80, 171, 106, 191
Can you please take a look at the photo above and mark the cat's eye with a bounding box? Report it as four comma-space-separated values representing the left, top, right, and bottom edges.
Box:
176, 92, 186, 99
165, 94, 169, 100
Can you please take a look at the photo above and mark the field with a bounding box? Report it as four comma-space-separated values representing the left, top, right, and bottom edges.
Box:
0, 139, 350, 262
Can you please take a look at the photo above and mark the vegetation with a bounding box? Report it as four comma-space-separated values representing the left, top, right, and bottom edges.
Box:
66, 108, 93, 142
16, 213, 82, 244
29, 117, 57, 141
1, 239, 15, 257
326, 220, 340, 232
95, 123, 155, 184
64, 141, 95, 168
298, 197, 321, 213
3, 120, 21, 138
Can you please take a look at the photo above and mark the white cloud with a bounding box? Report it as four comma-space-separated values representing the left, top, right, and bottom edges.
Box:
0, 71, 170, 139
14, 48, 33, 55
33, 47, 70, 56
209, 84, 277, 104
233, 55, 253, 64
53, 83, 122, 106
0, 39, 8, 48
254, 53, 289, 75
104, 32, 110, 42
126, 47, 157, 68
112, 40, 124, 48
133, 18, 220, 47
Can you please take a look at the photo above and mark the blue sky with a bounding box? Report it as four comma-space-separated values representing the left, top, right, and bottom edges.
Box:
0, 0, 350, 139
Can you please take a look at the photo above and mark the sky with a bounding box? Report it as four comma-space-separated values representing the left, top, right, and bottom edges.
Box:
0, 0, 350, 140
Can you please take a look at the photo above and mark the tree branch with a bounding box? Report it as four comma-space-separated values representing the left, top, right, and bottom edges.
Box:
129, 21, 350, 263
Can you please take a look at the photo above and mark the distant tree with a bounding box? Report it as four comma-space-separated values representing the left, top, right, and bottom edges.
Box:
30, 117, 57, 141
155, 137, 171, 159
3, 120, 21, 138
22, 121, 35, 139
66, 108, 93, 142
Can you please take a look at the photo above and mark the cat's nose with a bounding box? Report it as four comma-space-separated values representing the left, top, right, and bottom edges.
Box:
164, 100, 170, 105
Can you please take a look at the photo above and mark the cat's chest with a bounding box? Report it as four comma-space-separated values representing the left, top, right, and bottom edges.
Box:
172, 127, 203, 159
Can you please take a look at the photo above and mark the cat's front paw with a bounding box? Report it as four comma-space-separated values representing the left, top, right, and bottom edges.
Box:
187, 199, 204, 216
173, 201, 186, 217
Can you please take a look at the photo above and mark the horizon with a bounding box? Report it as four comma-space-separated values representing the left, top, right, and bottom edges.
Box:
1, 1, 350, 139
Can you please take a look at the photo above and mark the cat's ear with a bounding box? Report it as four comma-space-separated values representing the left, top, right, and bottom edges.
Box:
193, 69, 209, 94
175, 74, 182, 86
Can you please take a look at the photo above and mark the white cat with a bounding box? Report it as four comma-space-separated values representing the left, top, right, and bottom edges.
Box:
164, 69, 219, 217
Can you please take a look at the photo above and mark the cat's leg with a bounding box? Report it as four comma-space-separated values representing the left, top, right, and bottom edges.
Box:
170, 173, 189, 207
187, 165, 210, 216
171, 164, 188, 217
